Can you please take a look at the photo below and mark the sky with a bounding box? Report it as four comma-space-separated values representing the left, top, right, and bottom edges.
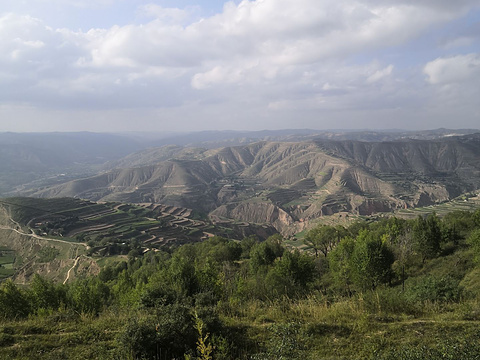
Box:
0, 0, 479, 133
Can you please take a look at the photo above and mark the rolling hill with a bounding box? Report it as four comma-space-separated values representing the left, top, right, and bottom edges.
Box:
29, 134, 480, 235
0, 197, 277, 282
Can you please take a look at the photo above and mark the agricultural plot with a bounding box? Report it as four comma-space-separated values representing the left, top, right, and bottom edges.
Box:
0, 248, 15, 279
396, 193, 480, 219
1, 197, 276, 260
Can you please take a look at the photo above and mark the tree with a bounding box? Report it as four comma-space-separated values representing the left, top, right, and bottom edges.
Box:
441, 222, 462, 246
249, 238, 284, 273
0, 280, 31, 319
413, 214, 442, 262
350, 230, 395, 292
119, 304, 196, 360
347, 221, 369, 237
328, 236, 356, 295
304, 225, 342, 257
265, 250, 317, 297
443, 210, 476, 236
394, 228, 415, 292
384, 217, 407, 244
68, 277, 110, 314
200, 236, 242, 264
467, 229, 480, 265
169, 253, 199, 297
240, 235, 258, 259
473, 209, 480, 227
30, 274, 63, 312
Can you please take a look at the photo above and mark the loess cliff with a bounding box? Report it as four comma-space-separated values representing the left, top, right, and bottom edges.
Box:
32, 134, 480, 235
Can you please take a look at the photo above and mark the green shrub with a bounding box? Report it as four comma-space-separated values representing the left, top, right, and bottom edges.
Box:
405, 275, 463, 303
117, 316, 159, 359
0, 280, 31, 319
118, 304, 196, 360
37, 247, 60, 263
251, 322, 305, 360
362, 288, 418, 316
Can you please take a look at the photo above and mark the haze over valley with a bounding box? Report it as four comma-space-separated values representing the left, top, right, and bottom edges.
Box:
1, 129, 479, 236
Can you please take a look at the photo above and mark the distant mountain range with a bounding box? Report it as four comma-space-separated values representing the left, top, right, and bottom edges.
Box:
2, 128, 479, 196
14, 131, 480, 235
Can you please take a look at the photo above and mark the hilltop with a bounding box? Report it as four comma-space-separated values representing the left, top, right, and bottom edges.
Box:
29, 134, 480, 235
2, 128, 478, 197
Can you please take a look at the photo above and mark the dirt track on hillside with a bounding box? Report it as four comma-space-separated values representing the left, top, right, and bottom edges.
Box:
0, 225, 88, 247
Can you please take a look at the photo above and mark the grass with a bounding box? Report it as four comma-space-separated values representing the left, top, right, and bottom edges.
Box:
0, 249, 15, 278
95, 256, 127, 268
0, 310, 127, 360
220, 293, 480, 360
1, 268, 480, 360
37, 247, 60, 263
0, 254, 15, 265
0, 267, 15, 279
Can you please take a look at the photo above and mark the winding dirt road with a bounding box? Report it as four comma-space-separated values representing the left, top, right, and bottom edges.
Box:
63, 256, 81, 284
0, 225, 88, 247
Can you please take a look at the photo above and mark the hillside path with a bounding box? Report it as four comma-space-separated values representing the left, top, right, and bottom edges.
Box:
63, 256, 81, 284
0, 225, 88, 247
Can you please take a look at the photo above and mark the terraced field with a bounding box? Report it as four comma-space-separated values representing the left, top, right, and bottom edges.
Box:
395, 192, 480, 219
0, 198, 276, 257
0, 197, 277, 282
0, 247, 15, 279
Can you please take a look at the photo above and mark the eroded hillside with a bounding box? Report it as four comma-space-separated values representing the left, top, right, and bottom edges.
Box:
31, 135, 480, 235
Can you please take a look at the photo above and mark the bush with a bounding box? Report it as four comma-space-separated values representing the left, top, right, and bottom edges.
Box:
265, 250, 317, 298
0, 280, 31, 319
251, 322, 305, 360
67, 278, 110, 315
350, 231, 395, 292
118, 304, 196, 360
362, 288, 418, 316
117, 316, 159, 359
405, 275, 463, 303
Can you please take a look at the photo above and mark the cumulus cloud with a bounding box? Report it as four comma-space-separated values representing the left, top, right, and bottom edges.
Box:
138, 4, 197, 24
81, 0, 474, 73
366, 65, 394, 84
424, 54, 480, 85
0, 13, 91, 103
0, 0, 480, 131
422, 53, 480, 123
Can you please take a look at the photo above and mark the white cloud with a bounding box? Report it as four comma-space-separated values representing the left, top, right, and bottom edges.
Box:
366, 65, 394, 84
422, 53, 480, 121
35, 0, 116, 9
441, 36, 476, 50
0, 0, 480, 131
79, 0, 474, 73
183, 0, 474, 89
424, 53, 480, 85
138, 4, 196, 24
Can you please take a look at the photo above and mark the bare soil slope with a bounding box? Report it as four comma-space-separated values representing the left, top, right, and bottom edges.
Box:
32, 135, 480, 234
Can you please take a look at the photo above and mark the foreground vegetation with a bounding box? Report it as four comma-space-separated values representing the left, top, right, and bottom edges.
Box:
1, 208, 480, 359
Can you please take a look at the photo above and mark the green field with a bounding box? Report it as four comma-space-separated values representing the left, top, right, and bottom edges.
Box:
396, 194, 480, 219
0, 197, 276, 264
0, 249, 15, 279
